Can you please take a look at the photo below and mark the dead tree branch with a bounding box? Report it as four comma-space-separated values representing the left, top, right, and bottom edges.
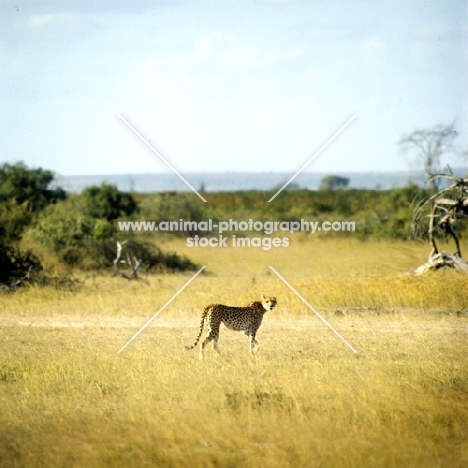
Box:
408, 171, 468, 275
113, 241, 143, 280
4, 265, 34, 291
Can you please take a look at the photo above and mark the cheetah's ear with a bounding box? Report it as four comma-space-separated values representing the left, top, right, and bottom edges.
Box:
261, 294, 265, 299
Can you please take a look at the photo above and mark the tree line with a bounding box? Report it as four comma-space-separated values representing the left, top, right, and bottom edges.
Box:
0, 163, 197, 289
1, 119, 466, 288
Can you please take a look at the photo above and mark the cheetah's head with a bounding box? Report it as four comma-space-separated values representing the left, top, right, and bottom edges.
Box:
261, 294, 277, 311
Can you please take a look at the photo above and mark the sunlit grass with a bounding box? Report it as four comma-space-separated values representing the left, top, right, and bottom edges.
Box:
1, 318, 467, 468
3, 238, 467, 320
1, 238, 467, 467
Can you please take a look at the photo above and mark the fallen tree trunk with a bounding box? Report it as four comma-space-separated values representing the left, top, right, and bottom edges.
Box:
409, 251, 468, 276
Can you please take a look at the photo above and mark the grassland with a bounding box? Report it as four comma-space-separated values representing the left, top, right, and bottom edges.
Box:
1, 238, 467, 467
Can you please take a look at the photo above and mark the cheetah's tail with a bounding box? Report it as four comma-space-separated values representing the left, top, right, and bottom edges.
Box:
185, 305, 210, 351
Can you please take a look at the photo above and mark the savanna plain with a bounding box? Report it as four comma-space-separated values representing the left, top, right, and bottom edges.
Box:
1, 238, 467, 468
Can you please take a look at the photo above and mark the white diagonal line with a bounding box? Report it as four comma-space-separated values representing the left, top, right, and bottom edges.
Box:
268, 266, 358, 354
118, 114, 207, 203
117, 266, 206, 354
268, 115, 356, 202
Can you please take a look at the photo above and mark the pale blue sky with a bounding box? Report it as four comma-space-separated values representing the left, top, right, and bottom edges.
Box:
1, 0, 467, 176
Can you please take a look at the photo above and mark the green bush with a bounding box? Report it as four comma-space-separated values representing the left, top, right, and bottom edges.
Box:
0, 243, 41, 287
0, 162, 66, 210
0, 162, 66, 242
0, 200, 33, 242
138, 192, 204, 237
82, 183, 137, 221
29, 193, 197, 272
319, 175, 350, 190
371, 183, 425, 240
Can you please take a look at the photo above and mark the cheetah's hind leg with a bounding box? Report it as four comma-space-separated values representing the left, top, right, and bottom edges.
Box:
249, 335, 260, 354
199, 332, 220, 360
212, 337, 220, 355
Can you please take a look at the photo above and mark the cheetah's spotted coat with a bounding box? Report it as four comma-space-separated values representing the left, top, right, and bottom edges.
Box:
186, 295, 277, 359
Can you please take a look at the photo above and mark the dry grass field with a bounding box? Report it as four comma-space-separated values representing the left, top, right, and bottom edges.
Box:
1, 238, 467, 467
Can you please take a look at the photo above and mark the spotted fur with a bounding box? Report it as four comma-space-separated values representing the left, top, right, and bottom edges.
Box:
185, 295, 277, 359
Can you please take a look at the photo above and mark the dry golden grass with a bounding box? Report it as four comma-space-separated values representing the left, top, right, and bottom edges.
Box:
1, 238, 467, 467
4, 238, 467, 322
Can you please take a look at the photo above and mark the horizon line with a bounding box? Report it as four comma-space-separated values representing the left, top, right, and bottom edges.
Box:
52, 168, 460, 178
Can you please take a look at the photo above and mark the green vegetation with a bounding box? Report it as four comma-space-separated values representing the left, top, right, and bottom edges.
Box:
0, 164, 197, 285
0, 163, 65, 286
319, 174, 350, 190
138, 191, 204, 230
82, 183, 137, 221
135, 184, 440, 241
2, 161, 467, 283
0, 244, 41, 289
26, 185, 197, 273
0, 162, 65, 244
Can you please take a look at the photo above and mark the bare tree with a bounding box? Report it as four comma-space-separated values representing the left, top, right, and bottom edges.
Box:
113, 241, 143, 280
399, 122, 458, 191
408, 169, 468, 275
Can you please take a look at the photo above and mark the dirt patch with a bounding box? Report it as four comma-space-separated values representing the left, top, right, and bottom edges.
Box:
0, 315, 465, 333
0, 316, 189, 329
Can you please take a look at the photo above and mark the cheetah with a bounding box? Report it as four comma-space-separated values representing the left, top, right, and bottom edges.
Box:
185, 295, 277, 359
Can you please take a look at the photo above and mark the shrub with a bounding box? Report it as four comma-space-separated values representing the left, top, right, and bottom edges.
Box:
0, 162, 66, 242
82, 183, 137, 221
29, 195, 197, 272
0, 162, 66, 210
319, 175, 350, 190
0, 243, 41, 288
